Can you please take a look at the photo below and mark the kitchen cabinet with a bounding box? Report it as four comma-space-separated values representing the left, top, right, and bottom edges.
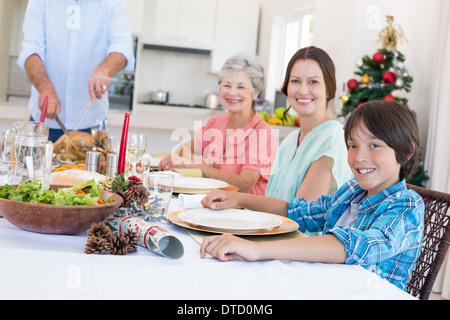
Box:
210, 0, 260, 73
143, 0, 216, 49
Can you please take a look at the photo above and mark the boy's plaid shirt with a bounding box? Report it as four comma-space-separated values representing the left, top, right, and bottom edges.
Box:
288, 178, 424, 291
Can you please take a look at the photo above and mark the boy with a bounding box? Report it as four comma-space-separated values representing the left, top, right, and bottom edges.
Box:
200, 100, 424, 291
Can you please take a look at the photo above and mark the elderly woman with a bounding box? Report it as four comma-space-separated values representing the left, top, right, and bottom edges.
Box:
159, 53, 277, 195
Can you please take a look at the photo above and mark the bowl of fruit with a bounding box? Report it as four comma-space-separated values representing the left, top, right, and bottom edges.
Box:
259, 107, 300, 127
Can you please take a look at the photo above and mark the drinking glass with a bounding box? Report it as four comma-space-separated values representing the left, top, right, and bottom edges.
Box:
1, 121, 49, 180
143, 172, 174, 221
108, 136, 120, 154
0, 161, 24, 185
126, 132, 147, 176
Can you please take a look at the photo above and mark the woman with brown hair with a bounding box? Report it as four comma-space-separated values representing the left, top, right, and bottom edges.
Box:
265, 46, 353, 202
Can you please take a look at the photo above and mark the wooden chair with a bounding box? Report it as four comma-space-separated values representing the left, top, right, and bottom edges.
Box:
406, 183, 450, 300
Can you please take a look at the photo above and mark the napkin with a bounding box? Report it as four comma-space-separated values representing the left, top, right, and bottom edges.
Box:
104, 217, 184, 259
178, 194, 207, 209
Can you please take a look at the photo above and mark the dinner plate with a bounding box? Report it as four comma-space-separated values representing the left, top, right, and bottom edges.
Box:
174, 177, 228, 189
172, 177, 228, 194
177, 208, 283, 233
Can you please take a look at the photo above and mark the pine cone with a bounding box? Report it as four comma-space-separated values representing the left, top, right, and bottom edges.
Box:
132, 184, 150, 207
121, 189, 135, 208
85, 236, 110, 254
87, 222, 114, 243
110, 232, 131, 255
118, 181, 150, 208
127, 231, 139, 253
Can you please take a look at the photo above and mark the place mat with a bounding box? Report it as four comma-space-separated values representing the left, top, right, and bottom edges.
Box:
173, 184, 238, 194
184, 227, 306, 245
173, 168, 202, 177
151, 153, 170, 158
168, 210, 300, 237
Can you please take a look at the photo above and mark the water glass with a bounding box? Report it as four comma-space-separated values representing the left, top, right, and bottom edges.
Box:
143, 173, 174, 221
1, 121, 49, 180
0, 161, 24, 186
108, 136, 120, 154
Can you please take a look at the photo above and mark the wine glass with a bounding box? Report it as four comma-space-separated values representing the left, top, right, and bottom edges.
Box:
126, 133, 147, 177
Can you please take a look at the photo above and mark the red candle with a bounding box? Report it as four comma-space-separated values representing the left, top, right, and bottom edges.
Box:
40, 96, 48, 122
117, 112, 130, 174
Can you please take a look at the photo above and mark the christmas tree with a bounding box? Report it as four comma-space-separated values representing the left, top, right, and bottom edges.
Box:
340, 16, 428, 187
340, 16, 413, 116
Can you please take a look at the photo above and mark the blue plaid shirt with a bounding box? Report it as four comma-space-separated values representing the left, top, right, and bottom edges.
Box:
288, 178, 424, 291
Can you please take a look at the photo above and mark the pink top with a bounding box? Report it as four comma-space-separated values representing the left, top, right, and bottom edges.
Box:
194, 112, 277, 195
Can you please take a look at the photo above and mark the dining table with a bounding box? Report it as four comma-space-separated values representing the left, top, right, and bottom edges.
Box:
0, 191, 415, 302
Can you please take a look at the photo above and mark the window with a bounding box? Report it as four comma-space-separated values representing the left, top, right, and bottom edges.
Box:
278, 10, 315, 86
266, 7, 315, 106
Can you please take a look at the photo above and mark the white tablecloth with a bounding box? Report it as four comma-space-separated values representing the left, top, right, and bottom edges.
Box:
0, 215, 415, 300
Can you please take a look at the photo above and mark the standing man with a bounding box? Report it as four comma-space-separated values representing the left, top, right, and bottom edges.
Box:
17, 0, 135, 142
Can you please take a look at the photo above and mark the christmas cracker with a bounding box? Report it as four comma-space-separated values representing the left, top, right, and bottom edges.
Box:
104, 217, 184, 259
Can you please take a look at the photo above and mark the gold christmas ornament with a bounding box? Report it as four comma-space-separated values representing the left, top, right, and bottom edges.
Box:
378, 16, 407, 50
361, 74, 370, 84
340, 94, 350, 103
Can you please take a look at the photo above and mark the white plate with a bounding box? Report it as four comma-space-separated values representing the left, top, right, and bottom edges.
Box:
173, 177, 228, 190
178, 208, 283, 232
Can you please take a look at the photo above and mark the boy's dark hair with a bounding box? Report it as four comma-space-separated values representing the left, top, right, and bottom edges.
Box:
344, 100, 420, 180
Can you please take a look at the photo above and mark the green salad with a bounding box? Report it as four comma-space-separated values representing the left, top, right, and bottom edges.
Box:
0, 179, 114, 205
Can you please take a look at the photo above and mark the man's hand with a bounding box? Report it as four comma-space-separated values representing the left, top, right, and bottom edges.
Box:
88, 66, 110, 102
24, 54, 60, 119
38, 90, 60, 120
88, 52, 127, 102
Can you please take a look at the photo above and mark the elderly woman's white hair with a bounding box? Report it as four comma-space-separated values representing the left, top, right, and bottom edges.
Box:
218, 53, 265, 97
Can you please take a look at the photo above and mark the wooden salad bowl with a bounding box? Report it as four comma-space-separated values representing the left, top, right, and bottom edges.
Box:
0, 184, 123, 235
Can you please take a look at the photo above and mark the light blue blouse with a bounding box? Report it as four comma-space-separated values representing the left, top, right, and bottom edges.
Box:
265, 120, 353, 202
17, 0, 135, 131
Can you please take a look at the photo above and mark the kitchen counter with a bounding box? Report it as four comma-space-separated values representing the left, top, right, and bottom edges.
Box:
0, 101, 296, 153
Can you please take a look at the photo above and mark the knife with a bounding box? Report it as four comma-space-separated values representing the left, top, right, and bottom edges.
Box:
54, 113, 70, 136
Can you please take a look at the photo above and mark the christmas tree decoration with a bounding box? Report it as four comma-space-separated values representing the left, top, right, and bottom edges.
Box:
377, 16, 406, 50
347, 79, 359, 91
340, 16, 427, 187
361, 74, 371, 84
382, 71, 397, 84
372, 51, 385, 64
340, 94, 350, 103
